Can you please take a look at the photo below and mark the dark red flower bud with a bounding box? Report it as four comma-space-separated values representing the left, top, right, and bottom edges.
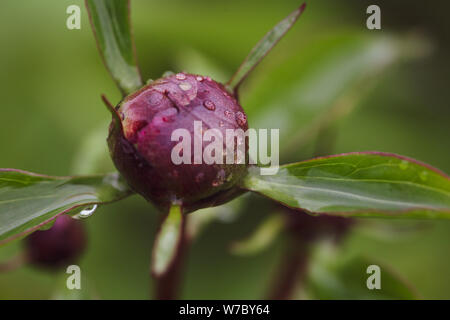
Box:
108, 73, 249, 212
26, 215, 86, 270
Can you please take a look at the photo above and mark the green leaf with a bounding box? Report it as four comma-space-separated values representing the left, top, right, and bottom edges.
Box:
86, 0, 142, 95
226, 3, 306, 93
243, 33, 428, 156
152, 205, 184, 277
307, 244, 419, 299
242, 152, 450, 218
0, 169, 132, 245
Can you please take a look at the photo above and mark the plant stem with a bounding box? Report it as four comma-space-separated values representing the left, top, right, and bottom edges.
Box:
266, 236, 310, 300
153, 212, 190, 300
266, 211, 354, 299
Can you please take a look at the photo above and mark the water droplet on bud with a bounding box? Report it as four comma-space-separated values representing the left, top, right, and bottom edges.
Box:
235, 111, 247, 127
176, 73, 187, 80
203, 100, 216, 111
179, 82, 192, 91
224, 110, 233, 118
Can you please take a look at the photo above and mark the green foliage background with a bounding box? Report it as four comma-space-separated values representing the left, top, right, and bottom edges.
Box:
0, 0, 449, 299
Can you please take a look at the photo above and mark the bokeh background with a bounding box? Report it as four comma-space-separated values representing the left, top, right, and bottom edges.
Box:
0, 0, 449, 299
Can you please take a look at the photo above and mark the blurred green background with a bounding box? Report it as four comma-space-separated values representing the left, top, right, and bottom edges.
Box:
0, 0, 449, 299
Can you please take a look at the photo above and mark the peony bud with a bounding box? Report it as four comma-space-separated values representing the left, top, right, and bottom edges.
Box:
108, 73, 249, 212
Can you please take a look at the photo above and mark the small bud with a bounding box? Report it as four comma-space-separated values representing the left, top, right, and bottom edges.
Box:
26, 215, 86, 270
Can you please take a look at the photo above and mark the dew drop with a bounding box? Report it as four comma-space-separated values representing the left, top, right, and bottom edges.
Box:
219, 121, 224, 127
235, 111, 247, 127
179, 82, 192, 91
203, 100, 216, 111
206, 76, 212, 81
176, 73, 186, 80
78, 205, 97, 219
196, 76, 204, 82
163, 71, 175, 77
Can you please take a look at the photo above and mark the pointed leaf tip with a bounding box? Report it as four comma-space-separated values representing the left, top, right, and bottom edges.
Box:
227, 3, 307, 94
86, 0, 143, 96
101, 94, 123, 130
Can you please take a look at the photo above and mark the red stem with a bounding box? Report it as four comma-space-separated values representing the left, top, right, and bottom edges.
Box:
266, 237, 309, 300
153, 215, 190, 300
266, 211, 353, 300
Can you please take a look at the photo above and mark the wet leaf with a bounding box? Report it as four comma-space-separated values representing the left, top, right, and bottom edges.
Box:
242, 152, 450, 218
0, 169, 132, 245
